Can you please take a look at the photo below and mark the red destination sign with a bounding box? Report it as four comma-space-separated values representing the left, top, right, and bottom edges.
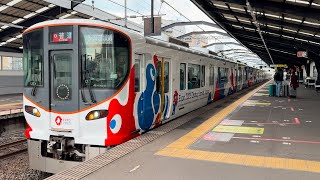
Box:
52, 32, 72, 43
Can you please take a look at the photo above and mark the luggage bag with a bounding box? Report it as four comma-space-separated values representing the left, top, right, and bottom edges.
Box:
282, 84, 289, 97
269, 84, 276, 96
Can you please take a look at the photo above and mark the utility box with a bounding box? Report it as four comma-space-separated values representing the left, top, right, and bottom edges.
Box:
144, 17, 161, 36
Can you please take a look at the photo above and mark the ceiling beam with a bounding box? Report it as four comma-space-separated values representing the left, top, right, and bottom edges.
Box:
246, 44, 306, 65
204, 42, 241, 47
237, 36, 298, 53
225, 21, 320, 42
0, 46, 22, 53
232, 31, 320, 52
161, 21, 220, 31
176, 30, 229, 39
0, 6, 68, 42
213, 8, 319, 33
214, 0, 320, 19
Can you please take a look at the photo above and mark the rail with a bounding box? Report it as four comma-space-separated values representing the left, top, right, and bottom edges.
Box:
0, 139, 27, 159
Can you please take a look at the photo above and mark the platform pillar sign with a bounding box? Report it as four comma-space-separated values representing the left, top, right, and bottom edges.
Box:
297, 51, 308, 58
270, 64, 287, 69
144, 17, 161, 36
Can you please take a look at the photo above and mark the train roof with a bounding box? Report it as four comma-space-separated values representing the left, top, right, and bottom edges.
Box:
24, 19, 256, 69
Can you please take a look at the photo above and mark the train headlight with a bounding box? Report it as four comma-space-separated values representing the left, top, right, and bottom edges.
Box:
86, 110, 108, 121
25, 105, 41, 117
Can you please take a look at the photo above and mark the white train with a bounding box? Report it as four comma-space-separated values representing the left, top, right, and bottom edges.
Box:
23, 19, 267, 173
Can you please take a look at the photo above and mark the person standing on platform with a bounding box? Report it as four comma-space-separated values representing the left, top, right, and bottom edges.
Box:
274, 68, 284, 97
290, 70, 299, 98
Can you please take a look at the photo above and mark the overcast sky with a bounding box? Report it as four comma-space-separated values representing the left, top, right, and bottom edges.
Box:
83, 0, 212, 24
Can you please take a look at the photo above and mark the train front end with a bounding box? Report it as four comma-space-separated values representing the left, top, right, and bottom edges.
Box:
23, 20, 136, 173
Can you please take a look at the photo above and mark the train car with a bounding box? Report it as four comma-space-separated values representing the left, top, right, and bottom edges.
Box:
23, 19, 266, 173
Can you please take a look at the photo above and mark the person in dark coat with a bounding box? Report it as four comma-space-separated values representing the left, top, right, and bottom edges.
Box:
274, 68, 284, 97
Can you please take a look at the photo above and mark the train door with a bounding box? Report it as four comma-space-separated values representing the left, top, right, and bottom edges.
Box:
49, 50, 79, 131
156, 57, 171, 121
238, 67, 242, 90
235, 68, 238, 91
209, 65, 215, 101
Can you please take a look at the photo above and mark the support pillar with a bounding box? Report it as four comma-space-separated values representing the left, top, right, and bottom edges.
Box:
306, 60, 310, 77
315, 60, 320, 85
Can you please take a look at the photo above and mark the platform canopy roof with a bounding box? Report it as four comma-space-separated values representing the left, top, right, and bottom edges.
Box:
0, 0, 143, 53
191, 0, 320, 67
0, 0, 87, 52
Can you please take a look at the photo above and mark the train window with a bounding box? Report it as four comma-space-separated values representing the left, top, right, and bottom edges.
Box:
164, 61, 169, 93
201, 65, 205, 87
156, 61, 161, 94
238, 67, 242, 81
209, 65, 214, 85
219, 67, 224, 83
52, 53, 72, 101
135, 59, 140, 92
245, 68, 248, 80
23, 29, 44, 87
188, 64, 200, 89
219, 67, 229, 83
79, 26, 130, 89
225, 68, 229, 83
180, 63, 186, 90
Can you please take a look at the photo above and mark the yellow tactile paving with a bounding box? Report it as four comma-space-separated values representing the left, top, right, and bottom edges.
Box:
212, 125, 264, 134
157, 148, 320, 173
156, 81, 320, 173
243, 102, 271, 105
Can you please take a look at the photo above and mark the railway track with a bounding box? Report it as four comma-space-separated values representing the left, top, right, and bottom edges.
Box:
0, 139, 27, 159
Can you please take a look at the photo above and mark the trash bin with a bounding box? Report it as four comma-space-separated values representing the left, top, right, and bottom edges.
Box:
269, 84, 276, 96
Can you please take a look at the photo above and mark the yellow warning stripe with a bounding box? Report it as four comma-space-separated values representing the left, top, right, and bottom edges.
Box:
156, 80, 320, 173
162, 81, 269, 148
156, 148, 320, 173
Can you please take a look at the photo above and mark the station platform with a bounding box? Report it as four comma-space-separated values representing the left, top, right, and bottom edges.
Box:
49, 81, 320, 180
0, 94, 23, 117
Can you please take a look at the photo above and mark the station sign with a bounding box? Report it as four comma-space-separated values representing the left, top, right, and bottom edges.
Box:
297, 51, 307, 58
270, 64, 287, 68
144, 16, 161, 36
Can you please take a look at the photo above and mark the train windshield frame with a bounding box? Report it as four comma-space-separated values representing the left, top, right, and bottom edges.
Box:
23, 29, 44, 87
79, 26, 130, 89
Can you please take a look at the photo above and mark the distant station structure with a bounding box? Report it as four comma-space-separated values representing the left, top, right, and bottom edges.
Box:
191, 0, 320, 84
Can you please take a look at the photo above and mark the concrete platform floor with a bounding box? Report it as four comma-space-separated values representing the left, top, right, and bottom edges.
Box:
84, 82, 320, 180
0, 94, 22, 111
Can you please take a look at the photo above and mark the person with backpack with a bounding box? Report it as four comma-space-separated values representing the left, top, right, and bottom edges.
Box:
274, 68, 284, 97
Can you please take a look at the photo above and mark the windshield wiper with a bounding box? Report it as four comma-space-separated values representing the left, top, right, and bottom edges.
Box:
31, 81, 38, 96
84, 55, 96, 104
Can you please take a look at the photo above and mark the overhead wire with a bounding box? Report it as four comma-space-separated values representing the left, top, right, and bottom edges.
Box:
105, 0, 201, 40
97, 0, 262, 66
161, 0, 261, 65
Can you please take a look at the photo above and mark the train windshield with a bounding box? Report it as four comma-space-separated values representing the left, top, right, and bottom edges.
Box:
23, 29, 44, 87
79, 26, 130, 89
